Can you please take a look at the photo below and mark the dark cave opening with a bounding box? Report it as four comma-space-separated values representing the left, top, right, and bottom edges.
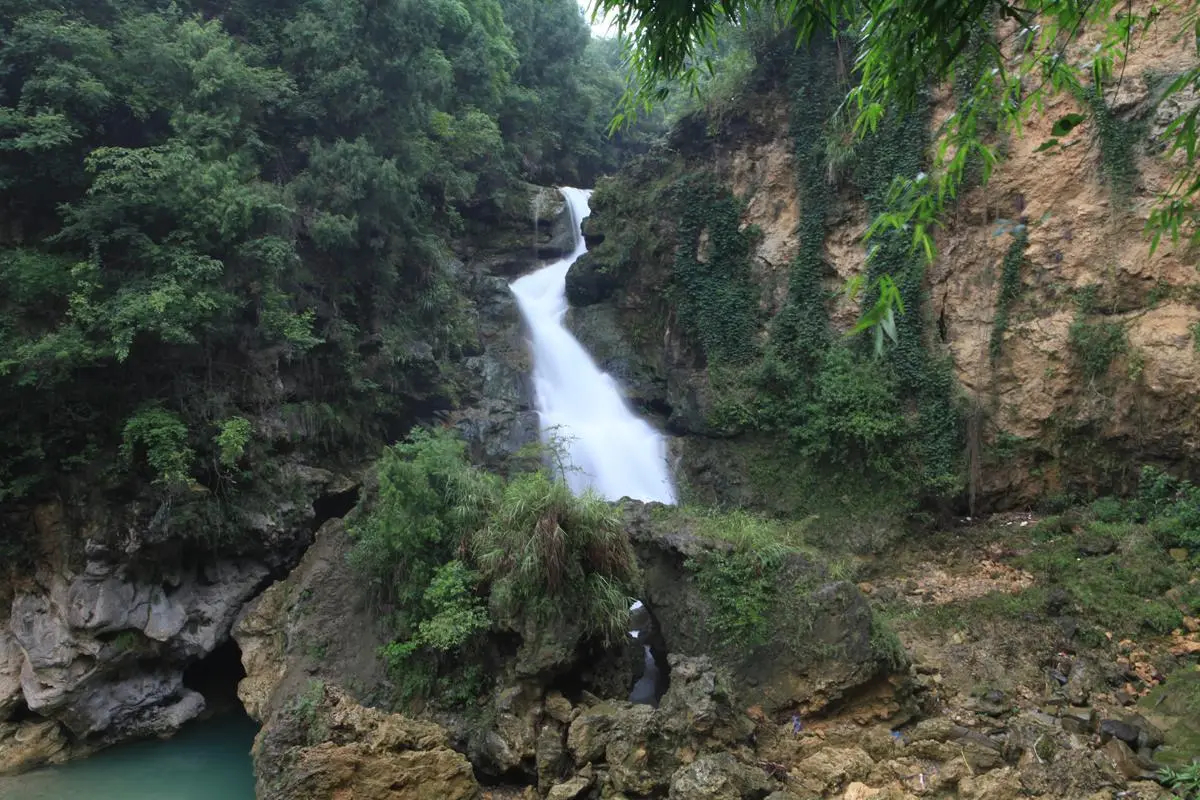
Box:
311, 485, 360, 530
6, 698, 42, 724
182, 638, 247, 716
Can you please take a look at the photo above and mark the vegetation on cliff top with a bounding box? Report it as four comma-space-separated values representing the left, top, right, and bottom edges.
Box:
347, 427, 639, 705
0, 0, 659, 558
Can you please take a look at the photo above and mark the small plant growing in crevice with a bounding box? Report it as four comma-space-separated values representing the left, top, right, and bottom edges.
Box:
1160, 761, 1200, 798
1068, 316, 1127, 381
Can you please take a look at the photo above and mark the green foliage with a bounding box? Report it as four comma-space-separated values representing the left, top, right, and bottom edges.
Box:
1160, 761, 1200, 799
348, 428, 498, 609
475, 469, 637, 644
869, 616, 907, 671
1129, 465, 1200, 550
990, 226, 1029, 362
688, 547, 781, 649
412, 561, 490, 651
766, 32, 838, 373
1080, 86, 1141, 203
0, 0, 654, 557
1021, 523, 1192, 637
348, 428, 638, 704
119, 406, 195, 487
214, 417, 252, 469
670, 175, 760, 364
1068, 316, 1128, 381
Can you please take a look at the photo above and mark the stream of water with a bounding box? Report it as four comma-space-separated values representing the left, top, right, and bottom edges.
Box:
510, 187, 676, 504
0, 713, 258, 800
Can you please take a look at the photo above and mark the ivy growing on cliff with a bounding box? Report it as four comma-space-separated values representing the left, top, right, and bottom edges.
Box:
852, 87, 964, 496
764, 31, 839, 374
670, 40, 964, 508
670, 175, 761, 365
990, 225, 1029, 362
1080, 86, 1142, 204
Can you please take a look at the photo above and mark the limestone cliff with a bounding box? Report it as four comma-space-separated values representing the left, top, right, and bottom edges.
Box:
568, 8, 1200, 511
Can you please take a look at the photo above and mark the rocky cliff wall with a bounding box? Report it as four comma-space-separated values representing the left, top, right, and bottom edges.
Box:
568, 9, 1200, 511
0, 182, 570, 775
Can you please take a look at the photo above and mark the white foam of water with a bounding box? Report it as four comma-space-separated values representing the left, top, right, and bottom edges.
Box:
510, 187, 676, 504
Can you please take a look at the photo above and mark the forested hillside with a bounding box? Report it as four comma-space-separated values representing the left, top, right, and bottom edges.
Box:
0, 0, 652, 561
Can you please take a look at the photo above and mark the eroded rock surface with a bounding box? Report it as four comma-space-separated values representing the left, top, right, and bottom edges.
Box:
566, 0, 1200, 509
7, 557, 266, 743
254, 684, 479, 800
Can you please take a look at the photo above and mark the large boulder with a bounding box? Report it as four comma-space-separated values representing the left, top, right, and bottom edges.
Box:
626, 503, 890, 715
233, 518, 389, 726
669, 752, 772, 800
254, 684, 479, 800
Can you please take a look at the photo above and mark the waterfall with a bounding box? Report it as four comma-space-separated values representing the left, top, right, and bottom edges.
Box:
510, 187, 676, 504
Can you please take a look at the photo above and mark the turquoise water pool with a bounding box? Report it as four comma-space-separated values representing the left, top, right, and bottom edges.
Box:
0, 713, 258, 800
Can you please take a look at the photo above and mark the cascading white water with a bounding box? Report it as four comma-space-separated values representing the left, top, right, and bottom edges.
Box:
510, 187, 676, 504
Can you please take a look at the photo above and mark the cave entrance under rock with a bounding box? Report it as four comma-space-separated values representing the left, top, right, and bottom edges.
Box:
182, 639, 247, 716
311, 485, 360, 531
628, 600, 669, 706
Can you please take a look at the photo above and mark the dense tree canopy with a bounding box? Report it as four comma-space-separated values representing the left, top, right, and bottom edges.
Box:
0, 0, 649, 555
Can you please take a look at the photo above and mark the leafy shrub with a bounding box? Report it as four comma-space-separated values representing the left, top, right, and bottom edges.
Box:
348, 428, 499, 609
796, 346, 910, 473
1089, 495, 1127, 524
120, 405, 195, 487
349, 428, 639, 701
1131, 466, 1200, 549
214, 417, 252, 468
1160, 760, 1200, 799
688, 548, 781, 649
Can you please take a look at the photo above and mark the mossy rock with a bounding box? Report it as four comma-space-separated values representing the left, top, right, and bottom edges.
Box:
565, 251, 619, 306
624, 502, 891, 715
1139, 668, 1200, 768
